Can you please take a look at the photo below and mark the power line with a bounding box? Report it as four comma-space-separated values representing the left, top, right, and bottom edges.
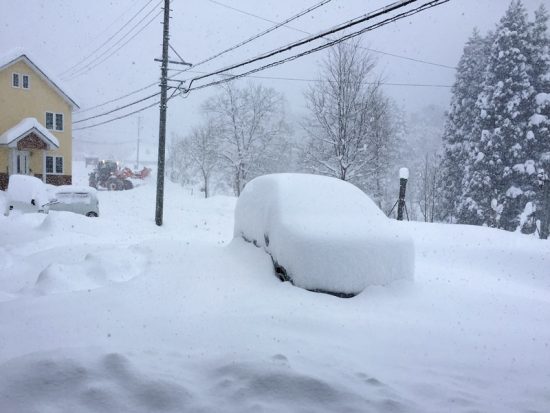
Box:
73, 138, 137, 145
182, 0, 333, 73
74, 82, 181, 131
75, 81, 160, 114
73, 101, 160, 131
75, 0, 416, 122
59, 0, 157, 78
184, 0, 451, 93
74, 0, 334, 114
173, 68, 452, 88
184, 0, 426, 88
65, 2, 163, 80
208, 0, 457, 70
74, 92, 159, 124
73, 0, 451, 130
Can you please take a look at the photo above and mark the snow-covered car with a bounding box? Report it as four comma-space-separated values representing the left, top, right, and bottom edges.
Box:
234, 173, 414, 297
48, 186, 100, 217
3, 175, 52, 216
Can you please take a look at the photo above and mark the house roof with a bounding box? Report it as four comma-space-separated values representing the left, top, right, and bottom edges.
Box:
0, 48, 79, 109
0, 118, 60, 149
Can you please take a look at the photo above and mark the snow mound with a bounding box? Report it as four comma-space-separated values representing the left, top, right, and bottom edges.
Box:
0, 351, 407, 413
0, 291, 16, 302
6, 174, 50, 207
234, 174, 414, 295
0, 246, 12, 270
205, 358, 397, 412
31, 247, 149, 295
0, 190, 6, 213
0, 352, 192, 413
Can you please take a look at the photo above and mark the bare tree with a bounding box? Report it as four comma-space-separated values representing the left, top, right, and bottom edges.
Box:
203, 82, 289, 195
167, 133, 194, 187
185, 121, 220, 198
303, 40, 378, 182
302, 39, 405, 211
417, 152, 441, 222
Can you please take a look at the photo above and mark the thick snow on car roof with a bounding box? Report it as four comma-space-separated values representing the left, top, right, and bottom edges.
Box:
234, 173, 414, 295
53, 185, 97, 194
6, 175, 50, 206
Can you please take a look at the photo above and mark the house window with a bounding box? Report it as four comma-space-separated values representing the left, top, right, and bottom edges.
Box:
22, 75, 30, 89
55, 113, 64, 131
46, 112, 54, 130
12, 73, 20, 87
46, 156, 63, 174
55, 156, 63, 173
46, 112, 64, 131
46, 156, 53, 173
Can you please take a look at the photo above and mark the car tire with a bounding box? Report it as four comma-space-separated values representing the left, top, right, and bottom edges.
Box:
123, 180, 133, 190
86, 212, 98, 217
106, 178, 118, 191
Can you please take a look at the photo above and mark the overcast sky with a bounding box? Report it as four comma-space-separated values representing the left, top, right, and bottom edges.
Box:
0, 0, 545, 158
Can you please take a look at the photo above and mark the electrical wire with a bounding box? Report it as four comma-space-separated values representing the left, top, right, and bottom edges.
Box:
74, 0, 334, 114
180, 0, 333, 73
183, 0, 450, 93
60, 0, 157, 77
73, 138, 137, 145
184, 0, 423, 88
208, 0, 457, 70
65, 2, 163, 79
75, 81, 160, 114
74, 0, 450, 130
73, 101, 160, 131
75, 0, 414, 122
74, 92, 160, 124
74, 84, 181, 131
170, 69, 452, 87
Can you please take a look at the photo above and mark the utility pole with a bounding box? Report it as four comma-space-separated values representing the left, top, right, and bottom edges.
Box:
155, 0, 170, 226
136, 115, 141, 170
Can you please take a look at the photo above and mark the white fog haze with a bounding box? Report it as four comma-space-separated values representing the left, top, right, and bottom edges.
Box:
1, 1, 549, 412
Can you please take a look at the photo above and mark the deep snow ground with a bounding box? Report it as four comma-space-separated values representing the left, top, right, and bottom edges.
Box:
0, 163, 549, 412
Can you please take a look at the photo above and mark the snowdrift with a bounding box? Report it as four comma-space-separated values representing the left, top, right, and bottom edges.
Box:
5, 174, 50, 214
234, 174, 414, 295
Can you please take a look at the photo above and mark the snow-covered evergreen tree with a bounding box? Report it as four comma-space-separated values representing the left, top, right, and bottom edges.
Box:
464, 0, 535, 230
529, 5, 550, 232
439, 29, 489, 224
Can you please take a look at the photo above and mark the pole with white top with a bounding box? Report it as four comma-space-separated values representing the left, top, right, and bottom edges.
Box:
397, 167, 409, 221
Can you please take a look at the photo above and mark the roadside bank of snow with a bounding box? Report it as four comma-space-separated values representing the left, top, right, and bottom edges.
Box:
0, 164, 549, 412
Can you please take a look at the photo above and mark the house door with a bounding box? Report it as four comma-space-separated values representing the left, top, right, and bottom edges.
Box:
12, 150, 30, 174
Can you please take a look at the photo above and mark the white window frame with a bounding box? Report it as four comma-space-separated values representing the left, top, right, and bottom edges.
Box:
45, 112, 64, 132
45, 155, 64, 175
45, 112, 54, 130
22, 74, 30, 89
12, 72, 20, 88
55, 113, 64, 131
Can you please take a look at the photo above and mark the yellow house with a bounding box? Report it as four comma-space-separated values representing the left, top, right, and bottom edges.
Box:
0, 51, 79, 190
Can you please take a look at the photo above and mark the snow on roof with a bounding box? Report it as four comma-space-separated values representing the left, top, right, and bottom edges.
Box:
0, 118, 59, 148
0, 48, 79, 109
